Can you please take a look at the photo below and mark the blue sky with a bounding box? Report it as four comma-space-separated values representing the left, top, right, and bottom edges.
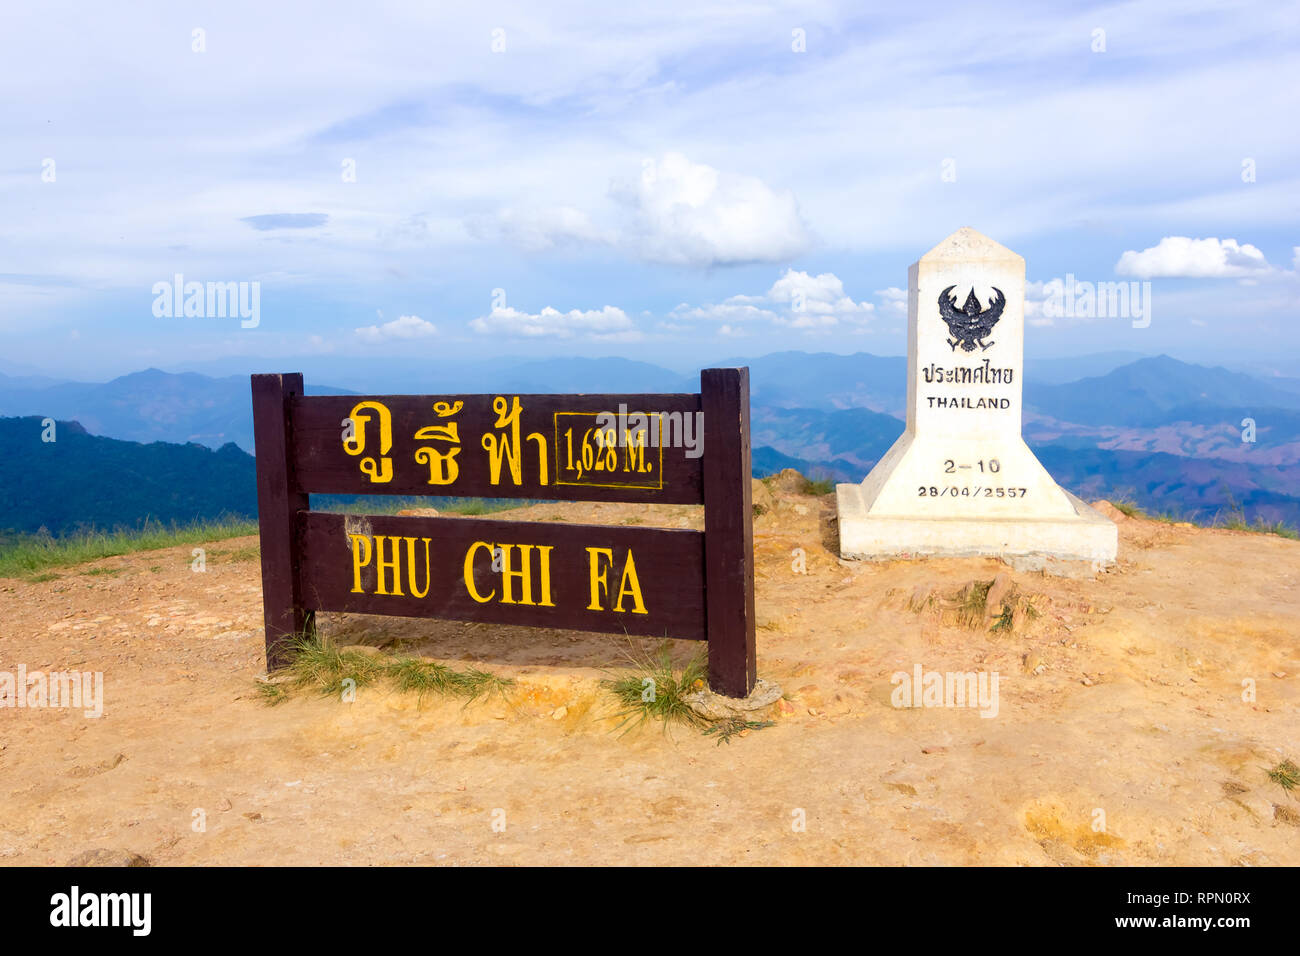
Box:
1, 0, 1298, 380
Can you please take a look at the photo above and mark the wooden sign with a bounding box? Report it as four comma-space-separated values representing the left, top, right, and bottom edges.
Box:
251, 368, 756, 698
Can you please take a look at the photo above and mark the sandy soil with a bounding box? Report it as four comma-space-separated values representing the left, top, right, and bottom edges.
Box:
2, 476, 1298, 866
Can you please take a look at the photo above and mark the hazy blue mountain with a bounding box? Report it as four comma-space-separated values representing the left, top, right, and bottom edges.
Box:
1025, 355, 1300, 426
739, 350, 906, 414
1021, 351, 1147, 384
0, 369, 69, 389
752, 405, 904, 469
3, 352, 1300, 533
754, 439, 1300, 527
0, 416, 256, 535
163, 355, 693, 396
0, 369, 354, 453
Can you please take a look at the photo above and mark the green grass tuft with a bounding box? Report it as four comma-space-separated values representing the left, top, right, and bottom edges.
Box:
1266, 759, 1300, 795
1111, 498, 1146, 518
803, 476, 835, 496
262, 635, 514, 704
953, 580, 993, 629
0, 517, 258, 579
285, 635, 386, 696
703, 717, 776, 745
601, 641, 709, 733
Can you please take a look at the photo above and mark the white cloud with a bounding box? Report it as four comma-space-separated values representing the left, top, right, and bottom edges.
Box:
874, 286, 907, 317
615, 153, 812, 267
471, 153, 813, 268
469, 305, 636, 339
354, 314, 438, 342
1115, 236, 1272, 278
670, 302, 783, 324
672, 268, 872, 329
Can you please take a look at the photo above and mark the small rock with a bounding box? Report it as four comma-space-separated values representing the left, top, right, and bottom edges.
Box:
984, 572, 1013, 623
551, 706, 568, 720
218, 798, 232, 812
66, 848, 150, 867
921, 745, 948, 755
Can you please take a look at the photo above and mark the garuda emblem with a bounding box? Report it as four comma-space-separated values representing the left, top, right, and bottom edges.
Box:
938, 285, 1004, 352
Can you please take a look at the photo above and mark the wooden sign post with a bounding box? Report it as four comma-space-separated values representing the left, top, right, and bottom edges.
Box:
251, 368, 757, 698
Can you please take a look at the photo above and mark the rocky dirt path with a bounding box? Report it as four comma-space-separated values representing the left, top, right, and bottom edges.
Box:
1, 479, 1297, 865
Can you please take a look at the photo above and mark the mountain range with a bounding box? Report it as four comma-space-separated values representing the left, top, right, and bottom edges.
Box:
3, 351, 1299, 534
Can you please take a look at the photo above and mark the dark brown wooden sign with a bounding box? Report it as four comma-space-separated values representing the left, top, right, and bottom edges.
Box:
251, 368, 756, 697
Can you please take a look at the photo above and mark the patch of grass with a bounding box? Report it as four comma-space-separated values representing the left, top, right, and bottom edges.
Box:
1216, 512, 1299, 538
803, 476, 835, 496
703, 717, 776, 745
79, 567, 123, 577
255, 680, 289, 705
1209, 488, 1299, 538
262, 635, 514, 704
206, 544, 261, 562
0, 517, 258, 579
601, 641, 708, 733
951, 579, 993, 629
752, 503, 769, 517
23, 571, 61, 583
286, 635, 387, 696
1266, 759, 1300, 796
1111, 498, 1146, 518
990, 604, 1015, 633
387, 656, 513, 701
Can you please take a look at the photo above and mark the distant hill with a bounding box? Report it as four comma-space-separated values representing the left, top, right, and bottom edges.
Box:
4, 352, 1300, 533
0, 369, 353, 453
1025, 355, 1300, 427
0, 416, 256, 535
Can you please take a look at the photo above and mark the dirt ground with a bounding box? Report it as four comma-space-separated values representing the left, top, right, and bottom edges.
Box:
2, 474, 1298, 866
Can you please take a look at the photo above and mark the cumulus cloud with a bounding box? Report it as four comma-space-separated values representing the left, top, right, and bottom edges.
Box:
874, 286, 907, 317
1115, 236, 1271, 278
671, 269, 872, 330
467, 154, 813, 268
617, 153, 812, 267
469, 305, 636, 339
355, 314, 438, 342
